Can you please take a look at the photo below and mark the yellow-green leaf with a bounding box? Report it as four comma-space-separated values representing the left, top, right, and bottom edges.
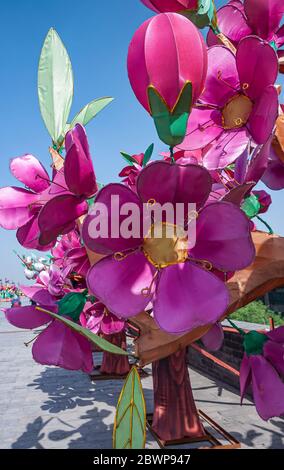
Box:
113, 367, 146, 449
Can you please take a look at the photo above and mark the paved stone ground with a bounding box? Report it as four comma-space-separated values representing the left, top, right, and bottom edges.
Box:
0, 306, 283, 449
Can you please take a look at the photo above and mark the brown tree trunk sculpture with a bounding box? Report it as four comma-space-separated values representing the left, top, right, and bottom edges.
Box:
152, 349, 205, 441
100, 332, 131, 376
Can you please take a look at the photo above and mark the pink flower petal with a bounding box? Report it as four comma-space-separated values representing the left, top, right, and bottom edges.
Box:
5, 305, 50, 329
244, 0, 284, 40
10, 155, 50, 193
207, 4, 252, 46
248, 85, 279, 144
201, 322, 224, 351
0, 187, 38, 230
240, 354, 252, 403
178, 107, 223, 150
203, 128, 250, 170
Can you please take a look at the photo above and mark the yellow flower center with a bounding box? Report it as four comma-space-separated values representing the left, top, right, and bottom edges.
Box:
142, 222, 188, 269
222, 94, 253, 130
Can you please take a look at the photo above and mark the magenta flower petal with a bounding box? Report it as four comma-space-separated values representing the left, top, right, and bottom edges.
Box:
207, 4, 252, 46
250, 355, 284, 421
179, 107, 223, 150
234, 147, 249, 184
16, 215, 55, 251
32, 320, 93, 373
264, 340, 284, 377
64, 124, 97, 198
222, 182, 255, 206
87, 251, 156, 319
191, 202, 255, 272
0, 187, 38, 230
10, 155, 50, 193
20, 285, 56, 307
5, 305, 50, 329
203, 128, 250, 170
240, 353, 252, 403
275, 23, 284, 47
101, 314, 125, 336
137, 161, 212, 209
38, 194, 87, 246
248, 85, 279, 144
267, 326, 284, 343
201, 322, 224, 351
200, 46, 239, 107
82, 183, 143, 255
262, 158, 284, 190
154, 262, 229, 334
236, 36, 279, 101
244, 0, 284, 40
245, 137, 271, 183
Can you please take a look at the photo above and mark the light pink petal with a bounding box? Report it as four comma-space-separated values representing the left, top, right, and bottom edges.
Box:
87, 252, 156, 319
240, 354, 252, 403
154, 262, 229, 334
32, 320, 93, 373
201, 46, 239, 107
0, 187, 37, 230
191, 202, 255, 272
10, 155, 50, 193
237, 36, 279, 100
178, 107, 223, 151
250, 355, 284, 420
5, 305, 50, 329
248, 86, 279, 144
201, 322, 224, 351
207, 4, 252, 46
203, 129, 250, 170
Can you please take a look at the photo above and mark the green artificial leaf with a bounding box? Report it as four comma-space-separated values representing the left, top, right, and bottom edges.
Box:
113, 367, 146, 449
143, 143, 154, 166
120, 152, 137, 166
183, 0, 216, 29
148, 82, 192, 147
70, 97, 114, 129
243, 331, 268, 356
38, 28, 74, 144
241, 194, 261, 219
57, 290, 88, 321
36, 307, 132, 357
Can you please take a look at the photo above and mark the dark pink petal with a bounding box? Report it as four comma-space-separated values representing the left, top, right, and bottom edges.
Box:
191, 202, 255, 271
137, 161, 212, 209
240, 354, 252, 403
264, 340, 284, 376
244, 0, 284, 40
32, 320, 93, 373
20, 285, 56, 307
154, 262, 229, 334
0, 187, 37, 230
38, 195, 87, 246
178, 107, 223, 150
234, 147, 249, 184
66, 247, 90, 277
203, 129, 250, 170
101, 314, 125, 336
237, 36, 279, 100
5, 305, 50, 329
10, 155, 50, 193
262, 158, 284, 190
207, 4, 252, 46
245, 137, 271, 183
16, 215, 55, 251
200, 46, 239, 107
275, 23, 284, 47
250, 355, 284, 420
267, 325, 284, 343
64, 124, 97, 197
248, 86, 279, 144
82, 183, 143, 255
87, 251, 156, 319
201, 322, 224, 351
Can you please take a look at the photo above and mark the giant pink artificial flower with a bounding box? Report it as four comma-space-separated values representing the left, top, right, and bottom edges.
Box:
207, 0, 284, 61
83, 161, 255, 334
178, 36, 279, 169
0, 154, 67, 250
38, 124, 98, 246
240, 326, 284, 420
80, 302, 125, 336
5, 305, 93, 372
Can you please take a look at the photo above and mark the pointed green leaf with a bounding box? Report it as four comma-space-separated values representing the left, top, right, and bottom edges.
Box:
36, 307, 132, 357
120, 152, 137, 166
38, 28, 74, 144
113, 367, 146, 449
70, 97, 114, 129
143, 144, 154, 166
183, 0, 216, 29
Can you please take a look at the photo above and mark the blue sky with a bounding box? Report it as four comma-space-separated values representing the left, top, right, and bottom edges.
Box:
0, 0, 283, 283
